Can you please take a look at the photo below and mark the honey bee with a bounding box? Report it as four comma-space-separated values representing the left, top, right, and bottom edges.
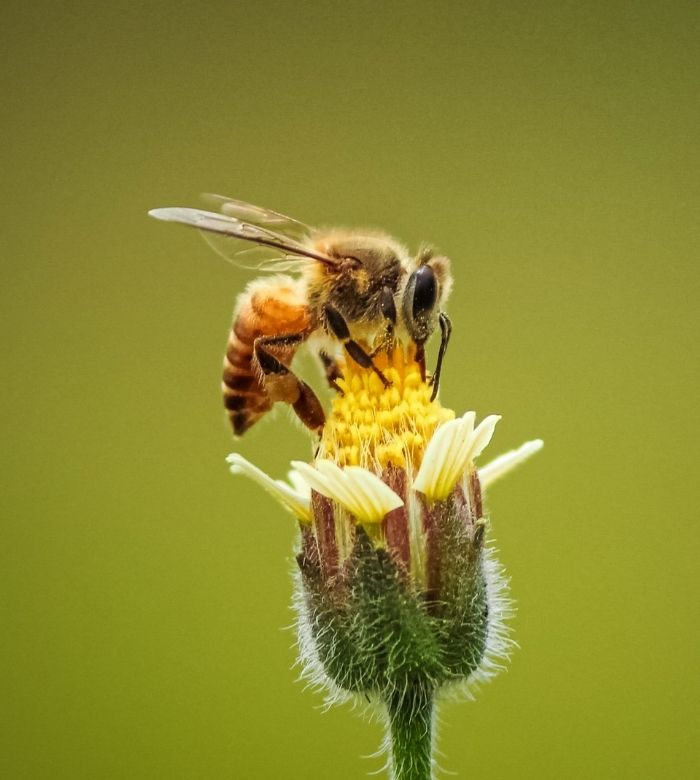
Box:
149, 196, 453, 436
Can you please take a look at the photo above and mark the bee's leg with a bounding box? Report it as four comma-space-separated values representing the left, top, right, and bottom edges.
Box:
319, 350, 344, 394
254, 333, 326, 434
371, 286, 397, 357
415, 342, 427, 382
380, 286, 397, 333
370, 330, 392, 359
429, 312, 452, 401
324, 304, 391, 387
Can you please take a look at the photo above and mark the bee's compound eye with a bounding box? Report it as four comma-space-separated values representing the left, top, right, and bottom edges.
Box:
411, 265, 437, 319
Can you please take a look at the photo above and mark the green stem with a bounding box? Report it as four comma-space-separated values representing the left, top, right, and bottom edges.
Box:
386, 685, 435, 780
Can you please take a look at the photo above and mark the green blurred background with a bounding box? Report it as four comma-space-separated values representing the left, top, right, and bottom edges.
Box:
2, 1, 698, 777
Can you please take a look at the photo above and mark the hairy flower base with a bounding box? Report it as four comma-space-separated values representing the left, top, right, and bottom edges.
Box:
228, 345, 542, 779
296, 480, 489, 696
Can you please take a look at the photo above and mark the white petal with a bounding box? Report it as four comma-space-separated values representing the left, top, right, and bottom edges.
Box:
316, 460, 361, 510
293, 460, 365, 519
227, 453, 311, 522
292, 459, 403, 524
412, 418, 461, 499
344, 466, 404, 522
413, 412, 502, 501
466, 414, 501, 462
434, 416, 468, 499
444, 412, 476, 497
479, 439, 543, 489
286, 469, 311, 497
290, 460, 336, 499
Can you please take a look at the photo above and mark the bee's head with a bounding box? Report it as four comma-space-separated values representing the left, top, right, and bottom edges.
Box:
401, 250, 452, 346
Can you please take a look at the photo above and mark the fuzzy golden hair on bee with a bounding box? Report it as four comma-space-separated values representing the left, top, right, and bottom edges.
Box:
309, 228, 410, 265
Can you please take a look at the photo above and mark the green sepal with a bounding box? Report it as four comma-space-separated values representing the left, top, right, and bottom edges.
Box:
298, 495, 489, 697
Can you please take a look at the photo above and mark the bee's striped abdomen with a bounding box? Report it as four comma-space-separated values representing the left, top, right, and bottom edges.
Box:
222, 277, 310, 436
222, 334, 271, 436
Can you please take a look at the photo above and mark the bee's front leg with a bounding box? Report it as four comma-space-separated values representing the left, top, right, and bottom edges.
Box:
254, 333, 326, 434
415, 342, 427, 383
371, 285, 397, 357
429, 312, 452, 401
324, 305, 391, 388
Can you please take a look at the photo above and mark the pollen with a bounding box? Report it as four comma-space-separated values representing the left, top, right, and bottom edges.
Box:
318, 346, 454, 470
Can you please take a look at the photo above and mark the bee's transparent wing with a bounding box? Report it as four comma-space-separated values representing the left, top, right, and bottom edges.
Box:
224, 246, 310, 273
198, 234, 305, 271
202, 194, 310, 239
148, 207, 335, 270
199, 194, 310, 266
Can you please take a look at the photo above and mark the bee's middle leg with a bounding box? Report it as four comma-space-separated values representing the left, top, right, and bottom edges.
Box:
254, 333, 326, 433
324, 305, 391, 387
319, 350, 344, 394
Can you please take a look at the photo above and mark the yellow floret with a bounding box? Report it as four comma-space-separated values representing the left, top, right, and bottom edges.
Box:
318, 346, 454, 471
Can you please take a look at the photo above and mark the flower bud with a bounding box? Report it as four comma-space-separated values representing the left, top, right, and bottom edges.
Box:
228, 346, 542, 778
292, 350, 519, 703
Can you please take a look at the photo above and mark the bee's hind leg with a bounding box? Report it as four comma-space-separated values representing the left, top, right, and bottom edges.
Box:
254, 333, 326, 434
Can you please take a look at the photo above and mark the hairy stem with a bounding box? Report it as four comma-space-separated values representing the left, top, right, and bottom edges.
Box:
386, 685, 435, 780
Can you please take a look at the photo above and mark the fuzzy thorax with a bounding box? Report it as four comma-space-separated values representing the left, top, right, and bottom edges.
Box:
317, 346, 454, 471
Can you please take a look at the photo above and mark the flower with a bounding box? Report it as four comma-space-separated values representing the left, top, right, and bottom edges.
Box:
227, 346, 541, 779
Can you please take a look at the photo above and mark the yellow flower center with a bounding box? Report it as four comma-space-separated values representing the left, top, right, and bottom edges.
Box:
317, 346, 454, 471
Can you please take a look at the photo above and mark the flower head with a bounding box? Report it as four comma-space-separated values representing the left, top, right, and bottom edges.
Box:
228, 344, 541, 778
316, 346, 454, 471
